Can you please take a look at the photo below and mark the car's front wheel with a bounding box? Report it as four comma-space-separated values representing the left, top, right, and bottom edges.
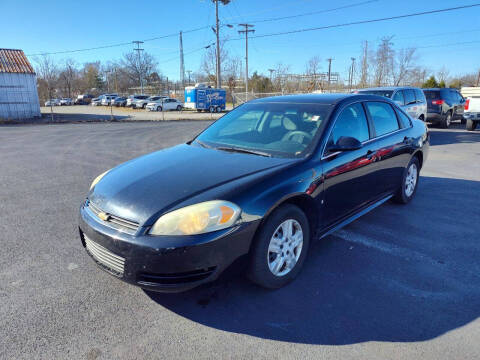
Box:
440, 111, 452, 128
394, 156, 420, 204
248, 204, 310, 289
157, 106, 162, 112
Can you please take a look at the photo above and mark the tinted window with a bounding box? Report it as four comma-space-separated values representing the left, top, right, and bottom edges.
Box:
403, 90, 416, 105
424, 90, 440, 100
414, 89, 425, 103
392, 91, 405, 106
366, 102, 399, 136
357, 90, 393, 98
329, 103, 370, 145
396, 109, 412, 128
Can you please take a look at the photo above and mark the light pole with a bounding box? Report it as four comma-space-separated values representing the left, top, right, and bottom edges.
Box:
133, 41, 144, 94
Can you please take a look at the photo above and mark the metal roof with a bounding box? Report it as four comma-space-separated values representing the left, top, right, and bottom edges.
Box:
0, 49, 35, 74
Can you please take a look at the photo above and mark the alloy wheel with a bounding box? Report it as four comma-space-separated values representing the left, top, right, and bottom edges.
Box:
267, 219, 304, 277
405, 163, 418, 197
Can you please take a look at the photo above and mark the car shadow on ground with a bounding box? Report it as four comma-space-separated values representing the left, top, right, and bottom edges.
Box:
145, 176, 480, 345
428, 123, 480, 146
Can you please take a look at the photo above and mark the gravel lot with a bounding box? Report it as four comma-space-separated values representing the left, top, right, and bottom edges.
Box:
0, 121, 479, 359
40, 105, 226, 122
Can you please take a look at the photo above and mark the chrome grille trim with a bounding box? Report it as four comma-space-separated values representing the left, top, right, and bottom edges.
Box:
85, 200, 140, 234
84, 235, 125, 275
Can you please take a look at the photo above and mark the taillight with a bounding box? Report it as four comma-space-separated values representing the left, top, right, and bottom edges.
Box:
431, 99, 444, 105
465, 99, 470, 111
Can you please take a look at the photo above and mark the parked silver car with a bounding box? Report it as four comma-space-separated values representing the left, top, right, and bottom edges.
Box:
356, 87, 427, 121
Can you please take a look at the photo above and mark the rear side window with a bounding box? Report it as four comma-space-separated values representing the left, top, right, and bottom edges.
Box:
396, 109, 412, 128
329, 103, 370, 144
365, 102, 400, 136
404, 89, 416, 105
424, 90, 440, 100
414, 89, 425, 103
392, 91, 405, 106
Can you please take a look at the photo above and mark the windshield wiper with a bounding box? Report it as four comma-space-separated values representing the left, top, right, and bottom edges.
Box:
216, 146, 272, 157
194, 139, 214, 149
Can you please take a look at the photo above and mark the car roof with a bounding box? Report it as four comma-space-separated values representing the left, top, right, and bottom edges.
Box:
249, 93, 390, 105
358, 86, 419, 91
423, 88, 455, 91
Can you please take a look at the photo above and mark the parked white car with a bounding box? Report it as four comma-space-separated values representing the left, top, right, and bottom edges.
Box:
146, 98, 183, 111
59, 98, 73, 106
134, 95, 164, 109
464, 96, 480, 131
44, 99, 60, 106
91, 97, 103, 106
101, 94, 118, 106
126, 94, 149, 107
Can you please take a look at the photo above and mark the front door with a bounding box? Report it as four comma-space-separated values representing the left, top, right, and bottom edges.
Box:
322, 102, 378, 226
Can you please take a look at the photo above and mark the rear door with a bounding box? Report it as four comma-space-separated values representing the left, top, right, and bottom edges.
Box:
364, 101, 412, 195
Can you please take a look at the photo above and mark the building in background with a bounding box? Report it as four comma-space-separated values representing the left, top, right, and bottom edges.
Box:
0, 49, 40, 120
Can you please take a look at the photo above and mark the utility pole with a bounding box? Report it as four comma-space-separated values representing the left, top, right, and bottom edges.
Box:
327, 58, 333, 89
114, 67, 118, 94
360, 41, 368, 88
179, 31, 185, 87
349, 57, 356, 91
186, 70, 192, 86
238, 24, 255, 101
476, 69, 480, 87
215, 0, 221, 88
133, 41, 144, 94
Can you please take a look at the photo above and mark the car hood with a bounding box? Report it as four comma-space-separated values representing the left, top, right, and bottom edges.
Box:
89, 144, 295, 225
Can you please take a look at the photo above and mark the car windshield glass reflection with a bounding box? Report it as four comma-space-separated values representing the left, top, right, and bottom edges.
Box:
195, 102, 331, 158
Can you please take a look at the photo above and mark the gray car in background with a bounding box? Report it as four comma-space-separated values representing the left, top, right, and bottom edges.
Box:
356, 87, 427, 121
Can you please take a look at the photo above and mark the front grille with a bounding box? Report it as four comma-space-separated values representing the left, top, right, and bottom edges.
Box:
137, 267, 216, 286
86, 200, 140, 234
84, 235, 125, 276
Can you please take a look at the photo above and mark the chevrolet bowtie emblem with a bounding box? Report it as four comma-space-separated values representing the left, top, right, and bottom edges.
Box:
97, 212, 110, 221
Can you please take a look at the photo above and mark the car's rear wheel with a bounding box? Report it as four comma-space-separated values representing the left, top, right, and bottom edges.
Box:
440, 111, 452, 128
247, 204, 310, 289
209, 106, 215, 113
157, 106, 162, 112
176, 105, 182, 111
394, 156, 420, 204
466, 119, 477, 131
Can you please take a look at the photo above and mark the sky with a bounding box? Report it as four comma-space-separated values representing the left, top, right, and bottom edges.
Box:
2, 0, 480, 82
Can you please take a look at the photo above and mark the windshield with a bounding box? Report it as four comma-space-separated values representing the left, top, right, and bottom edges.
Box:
357, 90, 394, 98
195, 102, 331, 158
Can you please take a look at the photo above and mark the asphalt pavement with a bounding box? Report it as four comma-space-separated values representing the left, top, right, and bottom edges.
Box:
0, 121, 479, 359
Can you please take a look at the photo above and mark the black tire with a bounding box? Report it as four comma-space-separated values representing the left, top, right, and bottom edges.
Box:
157, 106, 162, 112
197, 109, 202, 113
209, 106, 215, 113
247, 204, 310, 289
466, 119, 477, 131
142, 103, 147, 109
176, 105, 182, 111
440, 111, 452, 128
394, 156, 420, 204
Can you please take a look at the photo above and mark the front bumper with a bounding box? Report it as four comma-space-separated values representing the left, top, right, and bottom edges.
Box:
79, 203, 259, 292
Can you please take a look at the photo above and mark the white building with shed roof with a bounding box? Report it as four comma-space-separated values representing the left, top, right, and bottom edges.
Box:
0, 48, 41, 120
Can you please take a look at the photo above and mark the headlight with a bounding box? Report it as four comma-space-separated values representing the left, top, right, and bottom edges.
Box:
149, 200, 241, 236
89, 170, 110, 190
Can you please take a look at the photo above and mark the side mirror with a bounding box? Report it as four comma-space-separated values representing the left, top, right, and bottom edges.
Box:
328, 136, 363, 152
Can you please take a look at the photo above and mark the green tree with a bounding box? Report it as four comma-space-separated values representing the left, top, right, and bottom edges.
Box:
422, 75, 439, 88
438, 80, 446, 88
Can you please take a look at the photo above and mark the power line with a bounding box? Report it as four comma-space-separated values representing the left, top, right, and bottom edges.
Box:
247, 0, 380, 24
227, 3, 480, 41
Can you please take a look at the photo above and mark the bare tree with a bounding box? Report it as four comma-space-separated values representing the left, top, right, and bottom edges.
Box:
305, 56, 322, 91
58, 59, 78, 98
120, 51, 158, 91
201, 42, 229, 85
392, 48, 417, 86
436, 66, 450, 84
359, 41, 369, 88
34, 55, 59, 119
273, 63, 290, 93
372, 36, 395, 86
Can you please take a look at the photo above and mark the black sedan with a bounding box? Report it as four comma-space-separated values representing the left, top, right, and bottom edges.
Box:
79, 94, 429, 292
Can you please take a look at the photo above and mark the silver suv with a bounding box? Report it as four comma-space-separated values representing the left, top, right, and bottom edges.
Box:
356, 87, 427, 121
